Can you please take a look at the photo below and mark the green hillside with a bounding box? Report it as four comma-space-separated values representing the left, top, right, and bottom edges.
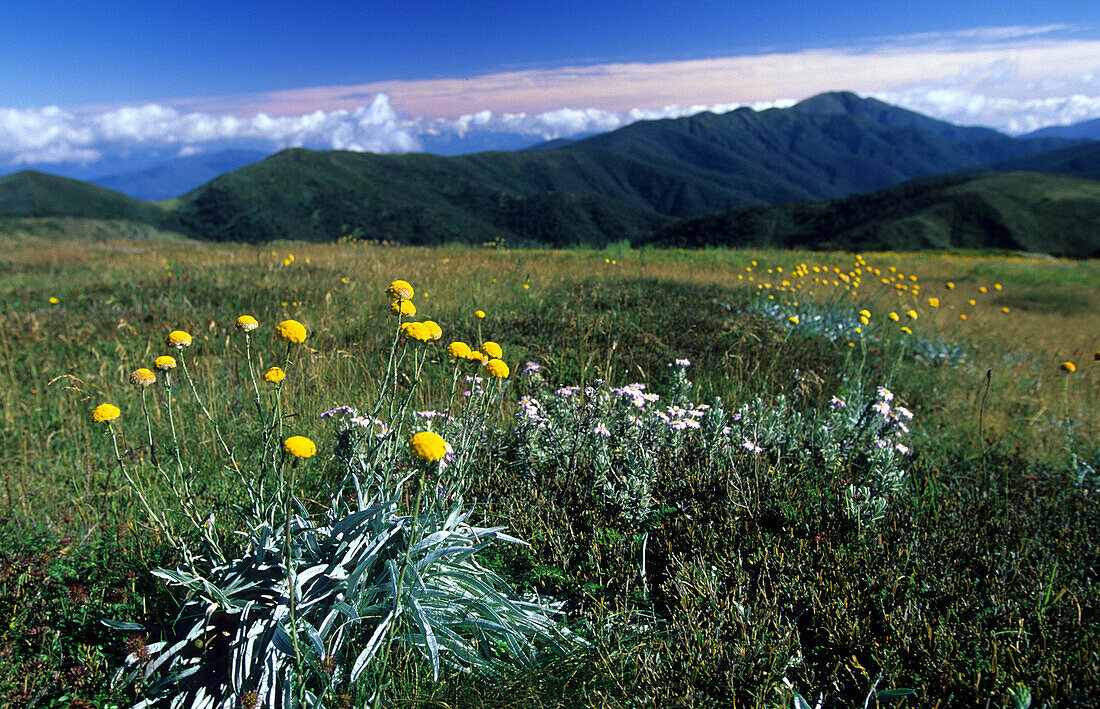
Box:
170, 149, 672, 245
0, 170, 167, 223
636, 172, 1100, 258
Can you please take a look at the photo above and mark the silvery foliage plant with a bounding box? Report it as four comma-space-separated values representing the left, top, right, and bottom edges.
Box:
729, 379, 914, 527
513, 363, 913, 530
108, 387, 577, 707
512, 361, 716, 525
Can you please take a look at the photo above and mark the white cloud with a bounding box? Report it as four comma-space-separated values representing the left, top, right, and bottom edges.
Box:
3, 25, 1100, 167
0, 94, 420, 165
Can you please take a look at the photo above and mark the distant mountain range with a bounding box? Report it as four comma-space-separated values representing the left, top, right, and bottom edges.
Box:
1, 92, 1098, 256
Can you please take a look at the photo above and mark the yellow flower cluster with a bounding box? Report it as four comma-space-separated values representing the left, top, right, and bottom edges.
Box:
484, 359, 510, 379
399, 322, 432, 342
409, 431, 449, 462
391, 300, 416, 317
387, 280, 414, 300
480, 341, 503, 359
263, 366, 286, 384
276, 319, 307, 344
283, 435, 316, 458
236, 315, 259, 332
166, 330, 192, 349
446, 341, 472, 359
129, 368, 156, 388
92, 403, 120, 423
154, 356, 177, 371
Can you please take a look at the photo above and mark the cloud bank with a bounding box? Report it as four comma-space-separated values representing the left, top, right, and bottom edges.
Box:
2, 26, 1099, 168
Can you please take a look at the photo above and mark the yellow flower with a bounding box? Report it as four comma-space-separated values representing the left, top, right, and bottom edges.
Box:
888, 312, 900, 322
994, 283, 1003, 291
466, 351, 488, 364
906, 310, 917, 320
523, 284, 530, 290
959, 314, 967, 320
263, 366, 286, 384
236, 315, 259, 332
978, 286, 988, 293
446, 341, 472, 359
859, 315, 870, 325
946, 282, 955, 289
968, 299, 976, 306
484, 358, 510, 378
900, 326, 912, 334
928, 297, 939, 308
858, 309, 871, 318
788, 316, 799, 324
409, 431, 449, 462
49, 297, 59, 304
474, 309, 486, 319
166, 330, 192, 349
276, 319, 307, 344
1060, 361, 1076, 373
423, 321, 443, 340
480, 341, 503, 359
387, 280, 414, 300
399, 322, 431, 342
129, 368, 156, 388
154, 355, 177, 371
283, 436, 316, 459
1002, 307, 1011, 314
92, 403, 120, 423
390, 300, 416, 317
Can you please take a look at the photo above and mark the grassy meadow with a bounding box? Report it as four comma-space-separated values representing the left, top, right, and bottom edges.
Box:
0, 232, 1097, 707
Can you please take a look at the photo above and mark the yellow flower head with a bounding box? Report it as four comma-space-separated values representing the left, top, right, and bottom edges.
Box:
474, 309, 486, 319
409, 431, 449, 462
994, 283, 1003, 291
423, 321, 443, 341
390, 299, 416, 317
154, 355, 177, 371
399, 322, 431, 342
263, 366, 286, 384
1002, 307, 1011, 314
1060, 361, 1076, 373
466, 351, 488, 364
166, 330, 192, 349
484, 358, 510, 379
236, 315, 259, 333
928, 297, 939, 308
283, 435, 316, 459
446, 341, 472, 359
92, 403, 120, 423
49, 297, 59, 304
978, 286, 988, 293
946, 282, 955, 289
888, 312, 900, 322
275, 319, 307, 344
858, 309, 871, 318
129, 368, 156, 388
387, 280, 415, 300
959, 314, 968, 320
788, 315, 799, 324
968, 299, 977, 306
906, 310, 917, 320
900, 326, 912, 334
480, 341, 503, 359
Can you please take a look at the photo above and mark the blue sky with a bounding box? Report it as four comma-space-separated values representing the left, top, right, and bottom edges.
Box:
2, 1, 1099, 169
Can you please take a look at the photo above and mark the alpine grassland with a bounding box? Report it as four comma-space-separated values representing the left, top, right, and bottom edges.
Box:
0, 233, 1097, 708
